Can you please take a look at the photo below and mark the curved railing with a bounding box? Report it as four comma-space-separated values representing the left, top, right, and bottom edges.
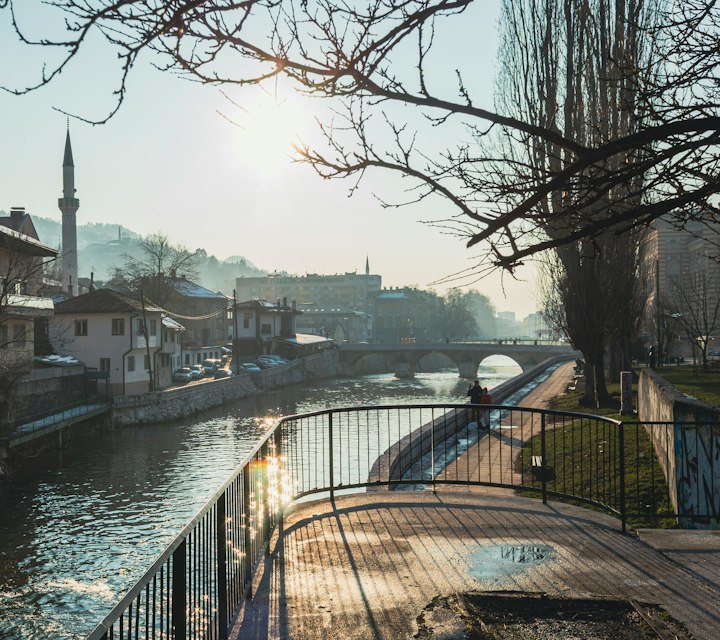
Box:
85, 403, 678, 640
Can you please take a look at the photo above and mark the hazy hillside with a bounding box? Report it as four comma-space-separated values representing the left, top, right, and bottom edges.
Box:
26, 214, 266, 296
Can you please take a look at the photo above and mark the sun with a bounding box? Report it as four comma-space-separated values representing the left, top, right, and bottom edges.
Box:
233, 87, 310, 170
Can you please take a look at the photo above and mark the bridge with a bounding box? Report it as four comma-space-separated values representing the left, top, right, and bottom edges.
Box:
338, 341, 578, 378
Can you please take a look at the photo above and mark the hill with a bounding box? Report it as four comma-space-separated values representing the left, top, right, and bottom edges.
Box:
18, 214, 266, 295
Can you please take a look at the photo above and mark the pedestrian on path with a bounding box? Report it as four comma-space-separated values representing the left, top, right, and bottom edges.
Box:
467, 379, 483, 426
467, 380, 483, 404
480, 387, 492, 429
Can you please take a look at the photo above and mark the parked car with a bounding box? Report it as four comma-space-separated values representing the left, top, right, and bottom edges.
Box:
213, 368, 234, 379
240, 362, 262, 373
190, 364, 205, 380
202, 358, 222, 374
255, 358, 278, 369
172, 367, 193, 383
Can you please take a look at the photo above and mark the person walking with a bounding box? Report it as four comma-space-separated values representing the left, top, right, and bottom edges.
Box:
467, 380, 483, 404
480, 387, 493, 429
467, 379, 483, 426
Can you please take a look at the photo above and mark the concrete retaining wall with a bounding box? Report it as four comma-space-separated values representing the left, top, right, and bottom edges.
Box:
111, 351, 341, 426
638, 368, 720, 528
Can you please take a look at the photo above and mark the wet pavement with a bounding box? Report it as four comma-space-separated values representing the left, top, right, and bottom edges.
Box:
232, 491, 720, 639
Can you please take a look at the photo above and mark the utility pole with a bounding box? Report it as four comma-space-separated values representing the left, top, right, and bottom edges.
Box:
233, 290, 239, 375
141, 289, 154, 392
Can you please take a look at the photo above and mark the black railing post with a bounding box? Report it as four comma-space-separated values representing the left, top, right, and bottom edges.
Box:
262, 441, 271, 555
274, 425, 283, 532
430, 411, 436, 493
619, 421, 626, 533
328, 412, 335, 500
243, 463, 253, 599
541, 412, 547, 504
171, 541, 187, 640
216, 494, 228, 640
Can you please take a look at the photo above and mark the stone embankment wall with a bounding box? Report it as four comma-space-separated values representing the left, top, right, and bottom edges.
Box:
14, 365, 87, 419
638, 368, 720, 528
111, 351, 341, 426
370, 356, 575, 484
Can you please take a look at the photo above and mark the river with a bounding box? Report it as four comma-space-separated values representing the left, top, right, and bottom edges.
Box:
0, 358, 521, 639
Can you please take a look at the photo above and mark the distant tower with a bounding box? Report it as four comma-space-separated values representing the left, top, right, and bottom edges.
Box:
58, 125, 80, 296
365, 255, 370, 276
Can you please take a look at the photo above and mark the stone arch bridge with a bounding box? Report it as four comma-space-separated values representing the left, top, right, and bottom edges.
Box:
338, 341, 578, 378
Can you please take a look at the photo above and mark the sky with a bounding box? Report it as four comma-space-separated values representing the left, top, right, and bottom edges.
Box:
0, 1, 539, 318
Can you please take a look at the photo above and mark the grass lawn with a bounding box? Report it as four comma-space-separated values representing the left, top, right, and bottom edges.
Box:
518, 375, 676, 529
655, 366, 720, 407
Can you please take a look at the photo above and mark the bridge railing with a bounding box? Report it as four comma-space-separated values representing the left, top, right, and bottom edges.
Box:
84, 404, 698, 640
10, 396, 110, 437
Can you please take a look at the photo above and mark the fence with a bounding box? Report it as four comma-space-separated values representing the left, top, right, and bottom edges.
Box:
84, 404, 709, 640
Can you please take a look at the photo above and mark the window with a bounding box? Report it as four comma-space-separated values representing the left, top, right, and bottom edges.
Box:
261, 323, 272, 335
150, 319, 157, 335
243, 313, 253, 329
127, 356, 135, 372
75, 319, 88, 336
100, 358, 111, 371
137, 319, 145, 336
144, 355, 150, 371
13, 324, 26, 345
184, 354, 190, 365
111, 318, 125, 336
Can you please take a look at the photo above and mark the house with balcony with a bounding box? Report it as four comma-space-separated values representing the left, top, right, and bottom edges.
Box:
51, 288, 180, 395
232, 298, 301, 357
0, 210, 58, 373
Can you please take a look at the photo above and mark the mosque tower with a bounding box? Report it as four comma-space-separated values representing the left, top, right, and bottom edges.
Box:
58, 126, 80, 296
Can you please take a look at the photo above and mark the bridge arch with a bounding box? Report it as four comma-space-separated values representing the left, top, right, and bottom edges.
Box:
339, 342, 578, 378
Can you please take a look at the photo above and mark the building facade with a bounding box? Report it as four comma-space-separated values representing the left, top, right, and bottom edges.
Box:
235, 265, 381, 340
645, 215, 720, 359
52, 288, 176, 395
0, 215, 58, 371
373, 287, 443, 343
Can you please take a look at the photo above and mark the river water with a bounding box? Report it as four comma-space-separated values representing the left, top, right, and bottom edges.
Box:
0, 359, 521, 639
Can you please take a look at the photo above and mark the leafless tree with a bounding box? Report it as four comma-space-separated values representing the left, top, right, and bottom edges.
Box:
667, 254, 720, 371
497, 0, 655, 405
115, 233, 198, 307
2, 0, 720, 272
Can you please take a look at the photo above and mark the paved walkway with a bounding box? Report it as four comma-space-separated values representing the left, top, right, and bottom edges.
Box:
441, 362, 576, 489
231, 363, 720, 639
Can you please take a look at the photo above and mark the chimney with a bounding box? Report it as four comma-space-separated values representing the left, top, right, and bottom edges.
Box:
10, 206, 25, 223
283, 296, 288, 308
89, 272, 95, 292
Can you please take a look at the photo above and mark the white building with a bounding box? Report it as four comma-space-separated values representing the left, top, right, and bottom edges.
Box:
52, 288, 183, 395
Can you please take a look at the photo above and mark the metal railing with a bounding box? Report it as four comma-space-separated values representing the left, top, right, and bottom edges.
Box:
9, 396, 110, 438
85, 404, 708, 640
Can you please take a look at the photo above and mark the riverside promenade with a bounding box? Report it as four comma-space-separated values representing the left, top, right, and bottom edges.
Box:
231, 364, 720, 639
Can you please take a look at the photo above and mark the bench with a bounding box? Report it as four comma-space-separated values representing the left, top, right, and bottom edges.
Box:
531, 455, 553, 481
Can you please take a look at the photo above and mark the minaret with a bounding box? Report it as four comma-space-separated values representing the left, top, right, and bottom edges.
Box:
365, 255, 370, 276
58, 125, 80, 296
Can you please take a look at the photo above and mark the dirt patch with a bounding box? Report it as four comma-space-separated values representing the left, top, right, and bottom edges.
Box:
414, 592, 691, 639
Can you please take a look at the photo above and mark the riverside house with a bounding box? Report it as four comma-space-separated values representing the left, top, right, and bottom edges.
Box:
51, 288, 183, 395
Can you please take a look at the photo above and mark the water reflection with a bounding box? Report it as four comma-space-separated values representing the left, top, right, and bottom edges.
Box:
0, 361, 521, 639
